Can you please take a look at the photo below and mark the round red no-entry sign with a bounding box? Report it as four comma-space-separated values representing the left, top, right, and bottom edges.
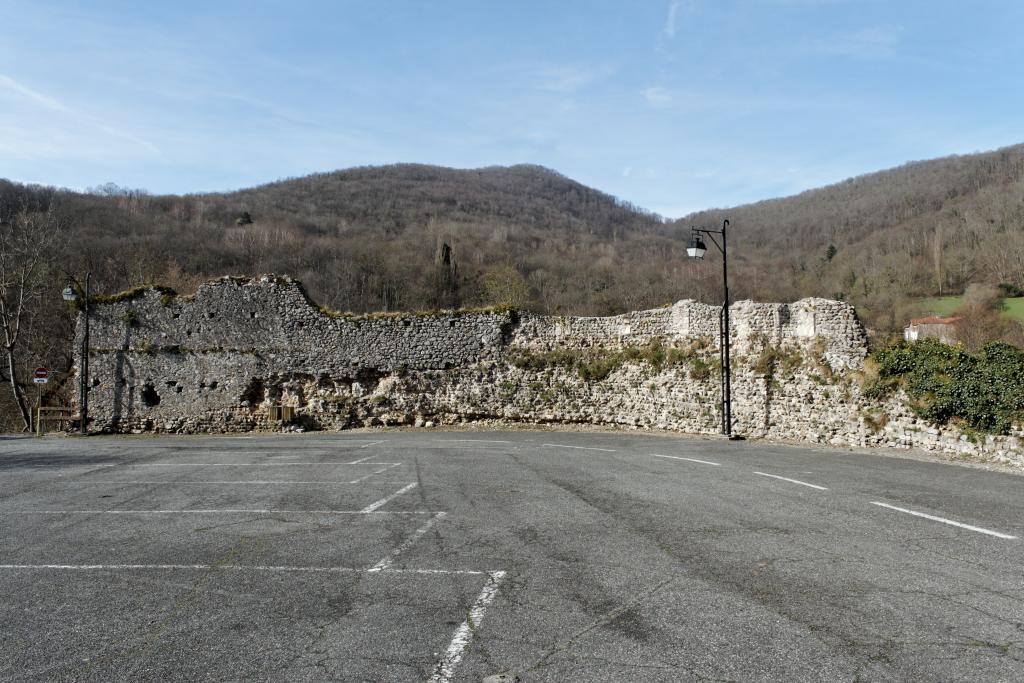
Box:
33, 367, 49, 384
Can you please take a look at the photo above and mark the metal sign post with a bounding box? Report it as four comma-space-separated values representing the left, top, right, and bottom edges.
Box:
33, 368, 48, 437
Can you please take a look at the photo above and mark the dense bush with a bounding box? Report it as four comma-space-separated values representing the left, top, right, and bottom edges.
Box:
869, 339, 1024, 434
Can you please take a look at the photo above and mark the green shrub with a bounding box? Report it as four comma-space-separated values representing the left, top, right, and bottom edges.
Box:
751, 345, 802, 378
688, 357, 712, 381
871, 339, 1024, 434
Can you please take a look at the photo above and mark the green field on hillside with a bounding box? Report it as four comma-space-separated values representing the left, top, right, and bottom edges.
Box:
916, 296, 964, 317
916, 296, 1024, 321
1003, 297, 1024, 321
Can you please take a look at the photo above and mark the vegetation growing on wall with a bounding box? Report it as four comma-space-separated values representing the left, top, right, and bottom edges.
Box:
867, 339, 1024, 434
509, 338, 714, 382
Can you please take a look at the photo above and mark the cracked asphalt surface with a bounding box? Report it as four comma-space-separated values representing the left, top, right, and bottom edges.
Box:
1, 431, 1023, 681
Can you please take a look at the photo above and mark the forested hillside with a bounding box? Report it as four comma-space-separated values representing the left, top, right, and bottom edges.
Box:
2, 145, 1024, 429
680, 144, 1024, 331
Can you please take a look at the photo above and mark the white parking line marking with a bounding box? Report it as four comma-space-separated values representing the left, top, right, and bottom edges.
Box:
541, 444, 617, 452
429, 571, 507, 683
753, 472, 828, 490
650, 454, 721, 466
53, 481, 368, 485
0, 564, 486, 575
118, 463, 393, 467
870, 502, 1017, 539
436, 439, 511, 444
2, 509, 436, 515
346, 453, 381, 464
348, 463, 402, 484
359, 440, 384, 449
360, 483, 418, 513
369, 512, 447, 572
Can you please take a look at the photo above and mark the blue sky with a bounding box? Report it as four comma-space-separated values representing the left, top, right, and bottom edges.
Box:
1, 1, 1022, 217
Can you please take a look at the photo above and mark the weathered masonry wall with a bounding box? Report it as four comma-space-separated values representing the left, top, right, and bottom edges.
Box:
73, 276, 1023, 467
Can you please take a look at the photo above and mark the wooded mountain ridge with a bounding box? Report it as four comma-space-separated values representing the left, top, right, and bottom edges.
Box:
3, 143, 1024, 334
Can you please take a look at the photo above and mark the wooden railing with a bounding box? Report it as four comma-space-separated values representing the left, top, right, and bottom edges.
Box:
36, 406, 73, 436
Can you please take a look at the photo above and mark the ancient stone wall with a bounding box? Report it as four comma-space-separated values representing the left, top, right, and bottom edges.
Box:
71, 275, 1022, 467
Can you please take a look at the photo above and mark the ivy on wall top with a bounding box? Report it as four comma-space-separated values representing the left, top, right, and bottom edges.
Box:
869, 339, 1024, 434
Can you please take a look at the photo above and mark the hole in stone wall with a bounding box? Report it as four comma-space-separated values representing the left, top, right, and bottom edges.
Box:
173, 313, 180, 319
209, 381, 219, 389
449, 320, 456, 327
140, 383, 161, 407
175, 386, 183, 393
403, 320, 411, 327
240, 377, 265, 406
207, 311, 216, 318
166, 380, 177, 388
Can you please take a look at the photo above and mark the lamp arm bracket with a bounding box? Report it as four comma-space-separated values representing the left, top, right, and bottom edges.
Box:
692, 229, 724, 254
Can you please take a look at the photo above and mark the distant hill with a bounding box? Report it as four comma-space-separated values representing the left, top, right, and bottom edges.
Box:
216, 163, 663, 238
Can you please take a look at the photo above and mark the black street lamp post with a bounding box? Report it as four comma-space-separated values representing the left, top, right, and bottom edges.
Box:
687, 219, 736, 438
62, 273, 90, 435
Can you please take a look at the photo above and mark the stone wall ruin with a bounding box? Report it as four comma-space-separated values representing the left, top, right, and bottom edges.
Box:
71, 275, 1023, 466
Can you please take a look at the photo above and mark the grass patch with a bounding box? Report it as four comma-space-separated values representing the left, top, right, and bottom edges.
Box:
1001, 297, 1024, 322
915, 295, 1024, 322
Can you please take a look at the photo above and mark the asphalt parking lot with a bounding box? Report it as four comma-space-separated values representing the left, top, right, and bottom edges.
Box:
1, 431, 1023, 682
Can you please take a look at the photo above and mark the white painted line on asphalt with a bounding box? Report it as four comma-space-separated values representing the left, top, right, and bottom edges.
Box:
118, 462, 396, 467
348, 463, 402, 484
650, 454, 721, 466
420, 446, 513, 450
541, 443, 616, 452
53, 481, 368, 485
359, 440, 384, 449
369, 512, 447, 572
429, 570, 507, 683
435, 439, 512, 444
0, 563, 486, 575
870, 502, 1018, 539
1, 509, 437, 515
360, 483, 418, 513
753, 472, 828, 490
346, 452, 383, 464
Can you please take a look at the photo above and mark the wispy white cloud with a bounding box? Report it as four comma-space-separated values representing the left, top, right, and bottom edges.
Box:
0, 72, 161, 157
662, 1, 698, 40
532, 63, 616, 92
638, 85, 866, 116
0, 73, 71, 113
809, 24, 903, 58
642, 86, 673, 107
664, 1, 683, 38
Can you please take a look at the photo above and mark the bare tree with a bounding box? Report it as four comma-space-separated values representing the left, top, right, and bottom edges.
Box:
0, 211, 60, 430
